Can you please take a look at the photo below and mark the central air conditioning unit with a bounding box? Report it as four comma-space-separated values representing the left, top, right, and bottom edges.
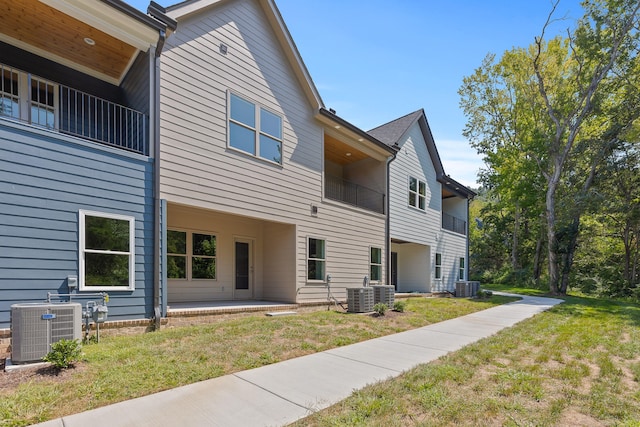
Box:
371, 285, 395, 306
347, 287, 374, 313
11, 303, 82, 364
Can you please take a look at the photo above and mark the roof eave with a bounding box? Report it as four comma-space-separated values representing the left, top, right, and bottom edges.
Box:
317, 108, 397, 156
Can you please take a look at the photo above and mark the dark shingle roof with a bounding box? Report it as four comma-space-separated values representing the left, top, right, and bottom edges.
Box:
367, 110, 423, 146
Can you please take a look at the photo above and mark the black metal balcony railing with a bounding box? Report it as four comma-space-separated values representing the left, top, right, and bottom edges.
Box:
325, 174, 385, 214
442, 212, 467, 235
0, 64, 147, 155
60, 87, 147, 155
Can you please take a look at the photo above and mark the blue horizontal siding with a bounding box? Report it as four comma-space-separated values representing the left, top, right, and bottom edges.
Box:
0, 123, 155, 329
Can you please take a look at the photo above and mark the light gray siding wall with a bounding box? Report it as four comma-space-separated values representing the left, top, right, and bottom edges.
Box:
389, 124, 440, 245
388, 122, 468, 291
160, 0, 386, 302
0, 122, 155, 329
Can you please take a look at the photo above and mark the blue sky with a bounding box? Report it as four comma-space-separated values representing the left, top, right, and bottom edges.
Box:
128, 0, 585, 187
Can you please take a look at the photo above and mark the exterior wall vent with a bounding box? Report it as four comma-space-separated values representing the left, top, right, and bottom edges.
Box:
10, 303, 82, 364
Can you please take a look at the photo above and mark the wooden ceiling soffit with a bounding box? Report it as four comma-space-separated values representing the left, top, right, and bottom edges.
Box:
324, 134, 370, 165
1, 0, 143, 85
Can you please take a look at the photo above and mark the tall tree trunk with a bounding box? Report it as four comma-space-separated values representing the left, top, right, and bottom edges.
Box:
512, 203, 520, 270
533, 227, 544, 284
546, 182, 560, 295
560, 218, 580, 294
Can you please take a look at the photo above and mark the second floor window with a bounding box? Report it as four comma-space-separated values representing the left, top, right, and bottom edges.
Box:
228, 92, 282, 164
409, 176, 426, 210
1, 66, 57, 129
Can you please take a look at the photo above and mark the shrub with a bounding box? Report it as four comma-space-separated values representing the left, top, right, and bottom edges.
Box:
392, 300, 406, 312
476, 289, 493, 299
372, 302, 388, 315
43, 339, 82, 370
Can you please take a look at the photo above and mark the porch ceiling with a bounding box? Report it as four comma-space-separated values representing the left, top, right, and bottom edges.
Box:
1, 0, 152, 84
325, 134, 369, 165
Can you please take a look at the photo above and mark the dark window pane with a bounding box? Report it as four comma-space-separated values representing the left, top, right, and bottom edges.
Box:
85, 253, 129, 287
235, 242, 249, 289
192, 257, 216, 279
419, 196, 425, 210
260, 108, 281, 139
436, 253, 442, 265
409, 193, 416, 207
167, 255, 186, 279
230, 93, 255, 127
193, 234, 216, 256
229, 122, 256, 154
370, 265, 381, 281
419, 181, 426, 196
167, 230, 186, 254
308, 238, 325, 259
409, 177, 417, 192
259, 134, 281, 163
371, 247, 381, 264
85, 216, 129, 252
308, 260, 325, 280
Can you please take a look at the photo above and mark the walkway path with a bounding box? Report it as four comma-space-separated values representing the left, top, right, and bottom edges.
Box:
34, 293, 562, 427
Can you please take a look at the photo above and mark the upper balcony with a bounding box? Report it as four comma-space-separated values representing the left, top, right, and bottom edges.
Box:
316, 109, 395, 215
0, 0, 168, 155
1, 63, 147, 154
441, 182, 472, 236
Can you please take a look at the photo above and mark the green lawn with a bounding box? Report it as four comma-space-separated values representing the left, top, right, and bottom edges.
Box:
293, 287, 640, 426
0, 296, 514, 427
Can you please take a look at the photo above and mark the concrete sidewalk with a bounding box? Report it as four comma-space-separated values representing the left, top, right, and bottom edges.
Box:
33, 293, 562, 427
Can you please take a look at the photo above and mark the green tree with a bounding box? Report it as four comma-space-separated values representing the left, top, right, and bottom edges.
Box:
461, 0, 640, 295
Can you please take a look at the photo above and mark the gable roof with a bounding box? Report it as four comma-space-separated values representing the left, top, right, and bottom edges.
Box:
164, 0, 323, 110
369, 109, 476, 199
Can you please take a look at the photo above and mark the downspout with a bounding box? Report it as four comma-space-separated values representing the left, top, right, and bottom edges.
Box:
385, 149, 398, 287
466, 197, 471, 281
153, 30, 166, 330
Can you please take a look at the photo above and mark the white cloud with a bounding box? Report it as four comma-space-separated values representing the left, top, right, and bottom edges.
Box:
435, 139, 484, 189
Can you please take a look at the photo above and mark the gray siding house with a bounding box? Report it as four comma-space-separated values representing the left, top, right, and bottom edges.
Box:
0, 0, 170, 329
369, 110, 475, 293
159, 0, 395, 307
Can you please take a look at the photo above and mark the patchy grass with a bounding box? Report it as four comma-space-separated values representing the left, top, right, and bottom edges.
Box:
293, 288, 640, 426
0, 296, 513, 427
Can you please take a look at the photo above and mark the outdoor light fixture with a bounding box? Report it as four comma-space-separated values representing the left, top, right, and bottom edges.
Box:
84, 37, 96, 46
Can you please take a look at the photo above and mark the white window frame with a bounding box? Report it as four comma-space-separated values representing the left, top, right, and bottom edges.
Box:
0, 65, 58, 129
459, 257, 465, 281
167, 229, 217, 281
408, 176, 426, 211
79, 210, 135, 291
307, 237, 326, 283
227, 91, 283, 165
370, 246, 382, 283
435, 253, 442, 280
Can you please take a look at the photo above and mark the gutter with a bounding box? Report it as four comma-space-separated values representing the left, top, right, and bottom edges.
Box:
146, 3, 176, 330
385, 148, 398, 287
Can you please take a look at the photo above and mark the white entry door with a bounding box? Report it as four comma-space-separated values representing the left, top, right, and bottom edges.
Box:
233, 238, 253, 299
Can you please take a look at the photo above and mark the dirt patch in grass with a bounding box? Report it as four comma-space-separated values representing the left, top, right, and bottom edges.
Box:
558, 409, 605, 426
1, 363, 87, 391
